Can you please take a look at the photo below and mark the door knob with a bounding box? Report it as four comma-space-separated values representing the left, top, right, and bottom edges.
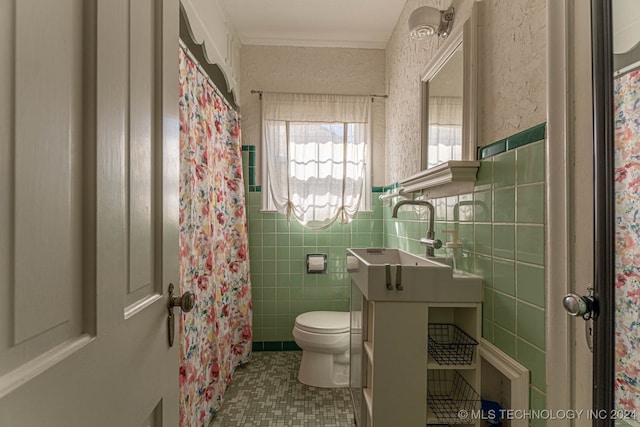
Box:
168, 283, 195, 312
562, 286, 595, 353
167, 283, 195, 347
562, 285, 595, 320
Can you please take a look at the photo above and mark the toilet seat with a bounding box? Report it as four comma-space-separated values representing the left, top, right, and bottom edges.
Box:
294, 311, 349, 334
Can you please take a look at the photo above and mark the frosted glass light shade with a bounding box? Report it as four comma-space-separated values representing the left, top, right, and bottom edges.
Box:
408, 6, 455, 39
408, 6, 441, 39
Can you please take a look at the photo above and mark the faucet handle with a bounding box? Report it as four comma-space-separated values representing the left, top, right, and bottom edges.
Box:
442, 230, 461, 248
419, 238, 442, 249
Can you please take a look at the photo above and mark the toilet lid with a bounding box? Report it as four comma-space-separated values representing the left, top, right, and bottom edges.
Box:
295, 311, 350, 334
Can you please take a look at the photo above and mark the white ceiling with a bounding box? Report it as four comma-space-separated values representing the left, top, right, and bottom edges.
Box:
613, 0, 640, 54
220, 0, 409, 49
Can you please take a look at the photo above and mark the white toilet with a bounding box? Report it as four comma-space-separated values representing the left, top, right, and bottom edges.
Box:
292, 311, 350, 388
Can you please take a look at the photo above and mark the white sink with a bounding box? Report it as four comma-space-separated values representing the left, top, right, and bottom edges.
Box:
346, 248, 482, 303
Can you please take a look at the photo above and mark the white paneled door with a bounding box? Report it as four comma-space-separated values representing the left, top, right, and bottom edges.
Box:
0, 0, 181, 426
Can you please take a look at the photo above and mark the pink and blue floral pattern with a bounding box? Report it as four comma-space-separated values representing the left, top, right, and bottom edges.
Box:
614, 69, 640, 413
178, 48, 252, 427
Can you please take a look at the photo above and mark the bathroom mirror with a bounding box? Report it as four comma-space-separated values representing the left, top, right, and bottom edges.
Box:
420, 5, 477, 171
423, 44, 463, 169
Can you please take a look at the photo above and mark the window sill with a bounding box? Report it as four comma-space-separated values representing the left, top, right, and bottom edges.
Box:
399, 160, 480, 197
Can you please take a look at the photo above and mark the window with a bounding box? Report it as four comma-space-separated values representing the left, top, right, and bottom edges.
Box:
261, 93, 371, 229
426, 96, 463, 169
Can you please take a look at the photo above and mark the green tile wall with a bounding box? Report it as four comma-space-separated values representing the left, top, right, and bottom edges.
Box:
246, 193, 383, 342
242, 146, 383, 343
383, 131, 546, 416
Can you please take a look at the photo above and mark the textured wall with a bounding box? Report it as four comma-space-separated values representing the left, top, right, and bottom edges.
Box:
384, 0, 546, 184
477, 0, 546, 145
239, 45, 387, 186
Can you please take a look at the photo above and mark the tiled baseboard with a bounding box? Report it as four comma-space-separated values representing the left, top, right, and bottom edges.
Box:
252, 341, 302, 352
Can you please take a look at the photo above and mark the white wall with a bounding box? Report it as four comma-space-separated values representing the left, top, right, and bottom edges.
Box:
477, 0, 546, 146
239, 45, 386, 187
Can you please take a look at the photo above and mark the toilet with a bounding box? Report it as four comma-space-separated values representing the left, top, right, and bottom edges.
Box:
292, 311, 350, 388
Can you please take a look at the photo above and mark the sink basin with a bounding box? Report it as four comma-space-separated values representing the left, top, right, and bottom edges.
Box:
346, 248, 482, 303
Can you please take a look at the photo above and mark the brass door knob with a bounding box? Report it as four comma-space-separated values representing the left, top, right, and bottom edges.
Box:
167, 283, 194, 312
167, 283, 195, 347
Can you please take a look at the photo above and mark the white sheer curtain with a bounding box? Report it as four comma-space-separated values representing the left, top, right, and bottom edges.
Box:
261, 92, 371, 229
427, 96, 463, 168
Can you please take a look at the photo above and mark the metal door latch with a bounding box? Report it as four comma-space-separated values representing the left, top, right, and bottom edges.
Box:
562, 285, 596, 353
562, 285, 596, 320
167, 283, 195, 347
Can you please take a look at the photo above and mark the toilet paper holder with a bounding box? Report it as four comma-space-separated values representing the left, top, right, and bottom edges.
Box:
306, 254, 327, 274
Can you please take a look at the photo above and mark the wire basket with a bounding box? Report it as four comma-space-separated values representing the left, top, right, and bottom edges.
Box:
428, 324, 478, 365
427, 370, 480, 424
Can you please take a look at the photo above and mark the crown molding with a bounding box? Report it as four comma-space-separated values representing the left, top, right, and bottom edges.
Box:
239, 33, 388, 50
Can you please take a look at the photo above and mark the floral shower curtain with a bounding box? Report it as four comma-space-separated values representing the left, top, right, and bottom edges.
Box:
178, 47, 252, 426
614, 68, 640, 413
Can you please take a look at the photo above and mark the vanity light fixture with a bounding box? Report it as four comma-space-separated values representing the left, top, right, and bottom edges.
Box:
408, 5, 455, 39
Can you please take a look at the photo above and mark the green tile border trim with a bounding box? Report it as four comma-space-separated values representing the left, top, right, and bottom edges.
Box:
252, 341, 302, 352
479, 139, 506, 159
242, 145, 257, 188
478, 123, 546, 159
382, 182, 399, 192
372, 186, 384, 193
506, 123, 546, 151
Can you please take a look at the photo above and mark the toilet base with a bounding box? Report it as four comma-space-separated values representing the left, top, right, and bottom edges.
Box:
298, 349, 349, 388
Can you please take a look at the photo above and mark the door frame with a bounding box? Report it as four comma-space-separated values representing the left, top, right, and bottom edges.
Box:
590, 0, 616, 422
546, 0, 572, 422
547, 0, 602, 424
548, 0, 617, 424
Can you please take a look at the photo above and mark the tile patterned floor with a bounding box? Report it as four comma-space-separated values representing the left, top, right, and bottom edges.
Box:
210, 351, 354, 427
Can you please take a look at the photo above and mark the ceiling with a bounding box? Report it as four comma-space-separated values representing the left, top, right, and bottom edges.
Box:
613, 0, 640, 54
220, 0, 409, 49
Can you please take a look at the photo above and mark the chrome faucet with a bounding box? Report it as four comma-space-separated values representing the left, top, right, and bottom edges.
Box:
453, 199, 489, 222
391, 199, 442, 257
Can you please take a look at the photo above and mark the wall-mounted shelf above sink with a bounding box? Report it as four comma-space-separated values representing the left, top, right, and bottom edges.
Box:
346, 248, 482, 303
399, 160, 480, 197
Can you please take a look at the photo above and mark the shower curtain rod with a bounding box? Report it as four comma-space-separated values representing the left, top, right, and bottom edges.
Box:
250, 89, 387, 99
179, 39, 237, 113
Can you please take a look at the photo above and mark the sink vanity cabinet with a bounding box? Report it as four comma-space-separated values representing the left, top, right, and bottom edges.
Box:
347, 248, 482, 427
